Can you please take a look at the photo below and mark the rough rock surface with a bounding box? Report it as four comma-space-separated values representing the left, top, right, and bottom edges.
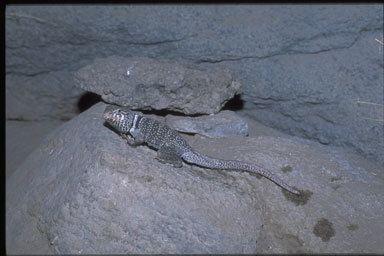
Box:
6, 120, 65, 179
165, 110, 248, 138
74, 56, 241, 114
6, 103, 259, 254
6, 102, 384, 254
5, 71, 84, 121
6, 5, 383, 162
240, 26, 384, 164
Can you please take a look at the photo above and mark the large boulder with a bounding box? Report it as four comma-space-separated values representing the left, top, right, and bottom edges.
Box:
6, 103, 260, 254
6, 102, 384, 254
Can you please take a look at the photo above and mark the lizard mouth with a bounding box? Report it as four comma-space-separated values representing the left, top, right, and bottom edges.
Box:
103, 112, 114, 121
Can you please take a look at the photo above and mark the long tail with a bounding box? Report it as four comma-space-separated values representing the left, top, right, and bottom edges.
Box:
182, 151, 300, 195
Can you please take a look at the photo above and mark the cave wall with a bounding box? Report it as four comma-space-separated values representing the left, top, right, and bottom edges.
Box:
6, 5, 383, 163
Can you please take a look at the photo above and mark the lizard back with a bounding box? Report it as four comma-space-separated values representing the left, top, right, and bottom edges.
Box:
137, 116, 192, 153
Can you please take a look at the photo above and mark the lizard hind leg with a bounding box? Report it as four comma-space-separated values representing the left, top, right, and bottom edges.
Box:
156, 145, 183, 168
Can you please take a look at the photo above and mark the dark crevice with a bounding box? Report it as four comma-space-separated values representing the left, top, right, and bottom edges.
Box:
124, 33, 198, 46
222, 94, 244, 111
6, 70, 51, 77
77, 92, 102, 113
197, 28, 370, 64
102, 94, 244, 117
101, 102, 204, 117
103, 95, 245, 117
138, 108, 203, 117
6, 118, 32, 121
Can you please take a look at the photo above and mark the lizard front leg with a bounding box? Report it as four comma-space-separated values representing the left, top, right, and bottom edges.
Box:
121, 132, 144, 146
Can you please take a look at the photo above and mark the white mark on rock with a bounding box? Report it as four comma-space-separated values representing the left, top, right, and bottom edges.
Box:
51, 235, 58, 245
126, 64, 136, 77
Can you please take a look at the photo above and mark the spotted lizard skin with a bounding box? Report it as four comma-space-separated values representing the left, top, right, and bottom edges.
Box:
103, 105, 300, 195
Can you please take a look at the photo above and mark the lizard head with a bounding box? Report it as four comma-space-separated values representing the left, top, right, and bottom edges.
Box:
103, 105, 135, 133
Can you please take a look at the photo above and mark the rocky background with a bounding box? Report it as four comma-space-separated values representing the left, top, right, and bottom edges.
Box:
6, 5, 384, 254
6, 5, 383, 163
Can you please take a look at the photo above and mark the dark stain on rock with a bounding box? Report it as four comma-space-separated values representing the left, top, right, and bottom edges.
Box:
276, 233, 306, 253
330, 176, 342, 182
313, 218, 335, 242
331, 184, 342, 190
138, 175, 154, 183
145, 176, 154, 182
281, 233, 303, 250
281, 165, 293, 173
347, 224, 358, 231
283, 188, 313, 206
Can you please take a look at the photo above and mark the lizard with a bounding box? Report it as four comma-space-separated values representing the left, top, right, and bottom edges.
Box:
103, 105, 300, 195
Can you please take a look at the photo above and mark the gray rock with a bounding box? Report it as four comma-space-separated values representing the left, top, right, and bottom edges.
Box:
6, 71, 83, 120
6, 102, 259, 254
74, 56, 241, 114
6, 102, 384, 254
6, 120, 64, 179
239, 25, 384, 164
165, 110, 248, 138
5, 5, 383, 162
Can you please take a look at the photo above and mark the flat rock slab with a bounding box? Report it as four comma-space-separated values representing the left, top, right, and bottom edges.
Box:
74, 56, 241, 114
6, 102, 384, 254
165, 110, 248, 138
